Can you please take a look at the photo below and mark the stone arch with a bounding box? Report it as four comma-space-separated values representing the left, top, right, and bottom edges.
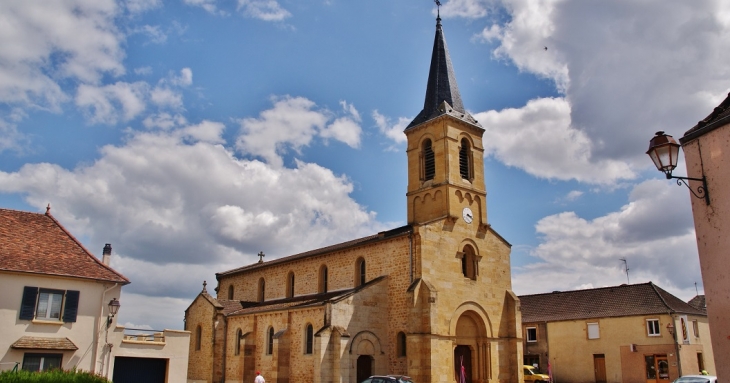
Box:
348, 331, 386, 380
449, 302, 492, 338
450, 303, 493, 383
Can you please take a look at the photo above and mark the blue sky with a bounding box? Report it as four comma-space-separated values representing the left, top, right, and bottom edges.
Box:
1, 0, 728, 330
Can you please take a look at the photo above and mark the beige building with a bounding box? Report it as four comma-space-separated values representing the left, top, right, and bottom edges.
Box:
0, 207, 190, 383
519, 283, 715, 383
185, 16, 522, 383
679, 95, 730, 383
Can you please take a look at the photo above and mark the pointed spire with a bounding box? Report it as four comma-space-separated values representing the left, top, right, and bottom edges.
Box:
406, 16, 480, 130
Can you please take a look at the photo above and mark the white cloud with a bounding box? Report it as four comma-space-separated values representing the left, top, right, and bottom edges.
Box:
0, 122, 383, 304
475, 97, 634, 184
131, 25, 168, 44
183, 0, 223, 15
0, 0, 125, 110
372, 110, 408, 145
124, 0, 162, 14
236, 96, 363, 167
143, 113, 187, 130
439, 0, 491, 19
237, 0, 291, 21
513, 179, 701, 300
76, 82, 149, 124
150, 87, 183, 109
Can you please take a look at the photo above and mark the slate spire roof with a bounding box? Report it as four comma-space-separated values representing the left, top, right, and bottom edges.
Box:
0, 207, 129, 284
406, 16, 481, 130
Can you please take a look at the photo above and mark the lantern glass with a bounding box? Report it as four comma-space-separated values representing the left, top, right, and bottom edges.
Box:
647, 131, 680, 174
108, 298, 120, 316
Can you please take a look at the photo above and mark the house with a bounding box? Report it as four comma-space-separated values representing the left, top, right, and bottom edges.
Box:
184, 15, 522, 383
519, 282, 715, 383
680, 95, 730, 382
0, 206, 190, 383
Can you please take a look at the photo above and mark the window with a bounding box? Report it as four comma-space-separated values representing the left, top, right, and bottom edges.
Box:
258, 278, 265, 302
22, 353, 62, 372
267, 327, 274, 355
195, 325, 202, 350
697, 352, 704, 372
319, 266, 328, 293
422, 139, 435, 181
304, 324, 313, 354
286, 272, 295, 298
235, 329, 243, 355
692, 320, 699, 337
647, 319, 660, 336
397, 332, 407, 357
526, 327, 537, 342
459, 138, 472, 180
228, 285, 234, 300
355, 258, 366, 287
460, 245, 477, 280
19, 286, 79, 323
587, 322, 600, 339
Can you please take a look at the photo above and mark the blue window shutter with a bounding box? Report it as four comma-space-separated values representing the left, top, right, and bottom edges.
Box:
19, 286, 38, 320
63, 290, 80, 323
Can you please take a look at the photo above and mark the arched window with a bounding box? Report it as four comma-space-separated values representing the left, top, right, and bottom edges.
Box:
258, 278, 265, 302
355, 258, 366, 287
397, 331, 407, 357
319, 266, 328, 293
461, 245, 477, 280
228, 285, 234, 300
422, 139, 435, 181
459, 138, 472, 180
304, 324, 314, 354
195, 325, 202, 351
235, 328, 242, 355
267, 327, 274, 355
286, 272, 295, 298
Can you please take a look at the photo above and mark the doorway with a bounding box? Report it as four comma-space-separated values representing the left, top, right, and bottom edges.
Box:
593, 354, 606, 383
645, 355, 670, 383
357, 355, 373, 383
454, 345, 472, 383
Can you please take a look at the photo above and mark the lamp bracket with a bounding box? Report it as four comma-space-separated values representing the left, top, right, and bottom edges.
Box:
667, 174, 710, 205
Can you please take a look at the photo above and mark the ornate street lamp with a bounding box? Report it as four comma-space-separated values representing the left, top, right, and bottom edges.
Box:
107, 298, 120, 328
647, 131, 710, 205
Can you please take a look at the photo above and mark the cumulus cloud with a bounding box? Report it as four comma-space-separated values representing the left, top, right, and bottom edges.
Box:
236, 96, 363, 167
237, 0, 291, 21
513, 179, 701, 299
372, 110, 409, 145
0, 0, 124, 110
76, 82, 149, 125
183, 0, 221, 15
475, 97, 635, 184
0, 121, 383, 303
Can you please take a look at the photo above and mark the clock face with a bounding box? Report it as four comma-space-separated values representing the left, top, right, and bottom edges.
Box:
462, 207, 473, 224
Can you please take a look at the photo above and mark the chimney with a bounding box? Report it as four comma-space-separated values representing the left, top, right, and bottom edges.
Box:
102, 244, 112, 266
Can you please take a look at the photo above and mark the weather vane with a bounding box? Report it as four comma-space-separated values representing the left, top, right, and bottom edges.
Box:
434, 0, 441, 18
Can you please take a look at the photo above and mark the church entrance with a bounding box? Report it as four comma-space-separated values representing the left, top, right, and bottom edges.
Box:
454, 345, 472, 383
357, 355, 373, 382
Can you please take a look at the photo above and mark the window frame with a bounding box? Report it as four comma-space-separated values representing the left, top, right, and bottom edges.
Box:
319, 265, 328, 293
692, 319, 699, 337
355, 258, 366, 287
267, 327, 274, 355
19, 286, 79, 323
195, 325, 202, 351
397, 331, 407, 357
647, 319, 661, 337
286, 272, 295, 299
22, 353, 62, 372
587, 322, 600, 339
459, 138, 473, 180
258, 278, 265, 302
304, 324, 313, 355
422, 139, 435, 181
526, 327, 537, 343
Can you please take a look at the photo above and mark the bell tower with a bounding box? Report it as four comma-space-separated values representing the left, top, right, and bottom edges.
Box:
405, 16, 487, 230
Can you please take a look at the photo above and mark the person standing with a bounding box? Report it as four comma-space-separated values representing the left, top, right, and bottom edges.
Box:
254, 371, 265, 383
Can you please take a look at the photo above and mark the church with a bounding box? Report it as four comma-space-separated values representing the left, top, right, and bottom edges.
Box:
185, 15, 522, 383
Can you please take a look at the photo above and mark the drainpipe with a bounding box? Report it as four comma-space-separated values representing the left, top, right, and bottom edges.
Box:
93, 283, 118, 374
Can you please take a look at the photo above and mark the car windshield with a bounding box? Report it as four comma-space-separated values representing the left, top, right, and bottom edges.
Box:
676, 378, 711, 383
524, 369, 535, 376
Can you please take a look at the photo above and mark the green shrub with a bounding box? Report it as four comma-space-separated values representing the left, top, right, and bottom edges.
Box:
0, 368, 111, 383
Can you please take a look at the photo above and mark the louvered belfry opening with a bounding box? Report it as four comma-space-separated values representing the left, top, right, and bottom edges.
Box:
459, 138, 470, 179
424, 139, 435, 180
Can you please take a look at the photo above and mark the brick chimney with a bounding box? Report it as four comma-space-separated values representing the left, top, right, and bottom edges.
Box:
102, 244, 112, 266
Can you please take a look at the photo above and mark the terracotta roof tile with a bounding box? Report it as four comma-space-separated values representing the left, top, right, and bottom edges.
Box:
0, 208, 129, 284
11, 336, 78, 350
519, 282, 705, 323
688, 295, 706, 313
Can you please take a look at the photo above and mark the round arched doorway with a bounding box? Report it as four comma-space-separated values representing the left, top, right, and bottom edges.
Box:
357, 355, 373, 382
454, 310, 487, 382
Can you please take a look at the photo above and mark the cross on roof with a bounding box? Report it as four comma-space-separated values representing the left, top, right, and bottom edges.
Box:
258, 251, 265, 263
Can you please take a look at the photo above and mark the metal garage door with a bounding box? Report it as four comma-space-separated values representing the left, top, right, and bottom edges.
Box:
112, 356, 167, 383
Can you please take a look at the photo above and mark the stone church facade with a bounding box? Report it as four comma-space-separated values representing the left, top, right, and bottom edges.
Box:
185, 16, 522, 383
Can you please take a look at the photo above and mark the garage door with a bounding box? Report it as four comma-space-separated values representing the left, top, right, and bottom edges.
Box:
113, 356, 167, 383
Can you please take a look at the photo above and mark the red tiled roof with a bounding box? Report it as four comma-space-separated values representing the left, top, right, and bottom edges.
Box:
519, 282, 706, 323
0, 208, 129, 284
11, 336, 78, 350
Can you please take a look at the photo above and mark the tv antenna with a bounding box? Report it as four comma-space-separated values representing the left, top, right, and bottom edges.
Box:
619, 258, 630, 284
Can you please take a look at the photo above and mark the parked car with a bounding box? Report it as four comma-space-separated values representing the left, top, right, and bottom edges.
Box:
361, 375, 414, 383
672, 375, 718, 383
523, 365, 550, 383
